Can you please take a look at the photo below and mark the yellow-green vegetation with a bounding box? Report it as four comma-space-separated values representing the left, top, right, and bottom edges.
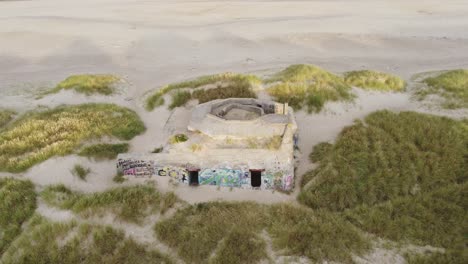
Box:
267, 64, 353, 113
78, 143, 129, 159
155, 202, 369, 263
145, 73, 261, 110
0, 215, 174, 264
71, 164, 90, 181
419, 69, 468, 108
0, 109, 15, 128
47, 74, 120, 95
0, 103, 145, 172
169, 133, 188, 144
191, 81, 257, 104
41, 185, 178, 223
299, 110, 467, 262
0, 178, 36, 254
344, 70, 406, 91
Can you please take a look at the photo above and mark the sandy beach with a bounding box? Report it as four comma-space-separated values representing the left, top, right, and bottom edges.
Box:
1, 1, 467, 263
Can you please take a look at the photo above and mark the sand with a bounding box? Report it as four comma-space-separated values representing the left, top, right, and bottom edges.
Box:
1, 0, 467, 262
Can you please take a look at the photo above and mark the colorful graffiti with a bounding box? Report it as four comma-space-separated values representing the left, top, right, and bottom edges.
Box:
199, 168, 248, 187
117, 159, 154, 176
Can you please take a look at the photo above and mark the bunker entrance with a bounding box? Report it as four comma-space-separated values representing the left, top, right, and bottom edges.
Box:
250, 170, 262, 187
189, 170, 199, 186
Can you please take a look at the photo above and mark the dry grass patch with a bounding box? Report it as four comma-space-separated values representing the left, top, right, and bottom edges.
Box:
78, 143, 129, 160
417, 69, 468, 108
344, 70, 406, 91
0, 215, 174, 264
0, 178, 36, 255
0, 103, 145, 172
267, 64, 353, 113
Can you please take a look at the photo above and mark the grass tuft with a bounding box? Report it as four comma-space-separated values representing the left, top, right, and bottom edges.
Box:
169, 91, 192, 109
0, 178, 36, 254
267, 64, 353, 113
169, 134, 188, 144
71, 164, 90, 181
0, 103, 145, 172
344, 70, 406, 91
47, 74, 120, 95
78, 143, 129, 159
113, 172, 126, 183
418, 69, 468, 108
145, 73, 261, 110
41, 185, 177, 223
0, 215, 174, 264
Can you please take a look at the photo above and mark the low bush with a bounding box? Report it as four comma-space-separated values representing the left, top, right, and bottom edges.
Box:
78, 143, 129, 159
0, 215, 174, 264
0, 103, 145, 172
41, 185, 178, 223
418, 69, 468, 108
46, 74, 120, 95
344, 70, 406, 91
0, 178, 36, 254
267, 64, 353, 113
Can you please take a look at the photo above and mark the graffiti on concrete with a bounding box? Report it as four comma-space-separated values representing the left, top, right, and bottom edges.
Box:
155, 166, 188, 184
199, 168, 248, 187
117, 159, 155, 176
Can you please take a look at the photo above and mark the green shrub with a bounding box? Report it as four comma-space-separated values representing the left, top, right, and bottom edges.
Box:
267, 64, 353, 113
344, 70, 406, 91
419, 69, 468, 108
41, 185, 177, 223
79, 143, 129, 159
145, 73, 261, 110
46, 74, 120, 95
0, 109, 15, 128
0, 178, 36, 254
0, 215, 174, 264
169, 91, 192, 109
169, 133, 188, 144
0, 103, 145, 172
299, 111, 467, 211
71, 164, 90, 181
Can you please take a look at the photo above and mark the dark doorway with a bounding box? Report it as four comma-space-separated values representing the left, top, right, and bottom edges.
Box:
189, 171, 199, 186
250, 170, 261, 187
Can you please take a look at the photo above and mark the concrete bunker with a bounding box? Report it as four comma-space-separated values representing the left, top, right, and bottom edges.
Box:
117, 98, 297, 191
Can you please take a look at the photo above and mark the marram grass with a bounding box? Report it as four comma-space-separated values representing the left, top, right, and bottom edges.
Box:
418, 69, 468, 108
47, 74, 120, 95
299, 110, 467, 261
344, 70, 406, 91
78, 143, 129, 159
41, 184, 178, 223
0, 215, 174, 264
146, 73, 261, 110
0, 109, 16, 128
0, 103, 145, 172
267, 64, 354, 113
0, 178, 36, 254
